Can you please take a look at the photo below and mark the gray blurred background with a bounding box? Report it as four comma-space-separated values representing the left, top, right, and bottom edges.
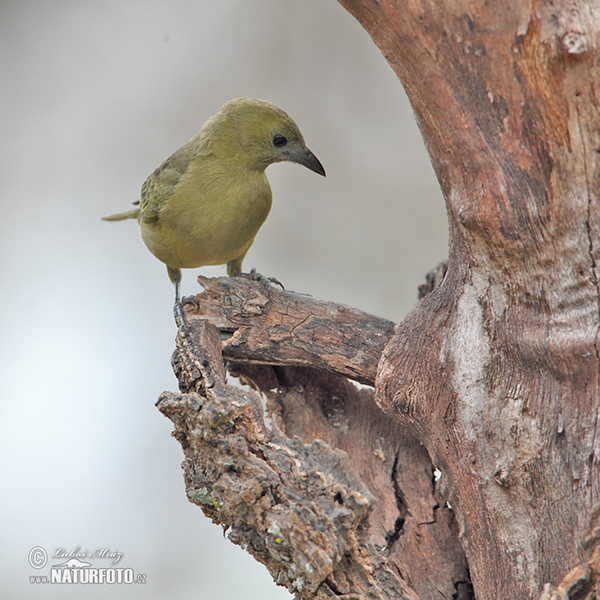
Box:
0, 1, 446, 598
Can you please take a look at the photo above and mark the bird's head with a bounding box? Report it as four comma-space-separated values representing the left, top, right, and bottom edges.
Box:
207, 97, 326, 176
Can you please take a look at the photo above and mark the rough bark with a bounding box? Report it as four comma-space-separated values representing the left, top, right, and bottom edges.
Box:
336, 1, 600, 597
157, 1, 600, 599
159, 279, 471, 598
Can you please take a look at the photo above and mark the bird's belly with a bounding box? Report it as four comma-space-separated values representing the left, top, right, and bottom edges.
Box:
141, 187, 271, 269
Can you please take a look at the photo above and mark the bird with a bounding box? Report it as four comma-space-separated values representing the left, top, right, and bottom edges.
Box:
103, 97, 325, 304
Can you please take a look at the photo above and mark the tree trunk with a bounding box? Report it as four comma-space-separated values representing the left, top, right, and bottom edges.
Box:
157, 1, 600, 598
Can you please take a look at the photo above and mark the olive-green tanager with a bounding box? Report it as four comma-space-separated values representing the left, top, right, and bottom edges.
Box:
103, 97, 325, 301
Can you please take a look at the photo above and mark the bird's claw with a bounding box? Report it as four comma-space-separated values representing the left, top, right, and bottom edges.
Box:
173, 295, 200, 328
181, 295, 200, 310
244, 268, 284, 289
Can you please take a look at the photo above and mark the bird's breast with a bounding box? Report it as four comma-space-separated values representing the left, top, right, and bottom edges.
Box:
140, 166, 273, 269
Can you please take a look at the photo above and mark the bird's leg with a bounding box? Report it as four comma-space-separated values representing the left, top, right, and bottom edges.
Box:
168, 266, 183, 302
172, 280, 189, 328
173, 293, 200, 328
174, 279, 181, 304
168, 266, 190, 327
226, 258, 243, 278
166, 266, 201, 326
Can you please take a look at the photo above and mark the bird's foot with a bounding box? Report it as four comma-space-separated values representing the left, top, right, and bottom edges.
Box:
173, 296, 200, 328
240, 268, 284, 289
181, 295, 200, 310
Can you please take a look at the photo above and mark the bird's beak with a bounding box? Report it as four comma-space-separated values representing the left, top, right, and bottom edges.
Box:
290, 147, 326, 177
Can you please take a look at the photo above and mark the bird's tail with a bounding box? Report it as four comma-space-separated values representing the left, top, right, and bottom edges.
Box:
101, 208, 140, 221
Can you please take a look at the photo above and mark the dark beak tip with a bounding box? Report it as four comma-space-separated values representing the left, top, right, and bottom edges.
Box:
306, 148, 326, 177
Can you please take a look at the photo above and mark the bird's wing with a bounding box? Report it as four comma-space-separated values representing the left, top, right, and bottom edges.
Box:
139, 142, 198, 224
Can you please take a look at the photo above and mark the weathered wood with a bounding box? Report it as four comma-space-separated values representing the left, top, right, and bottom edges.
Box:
159, 315, 470, 599
181, 276, 396, 386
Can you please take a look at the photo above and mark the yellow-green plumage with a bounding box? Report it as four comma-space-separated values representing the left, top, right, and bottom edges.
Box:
103, 97, 325, 300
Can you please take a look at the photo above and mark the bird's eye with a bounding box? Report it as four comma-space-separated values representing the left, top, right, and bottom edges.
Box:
272, 134, 287, 148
